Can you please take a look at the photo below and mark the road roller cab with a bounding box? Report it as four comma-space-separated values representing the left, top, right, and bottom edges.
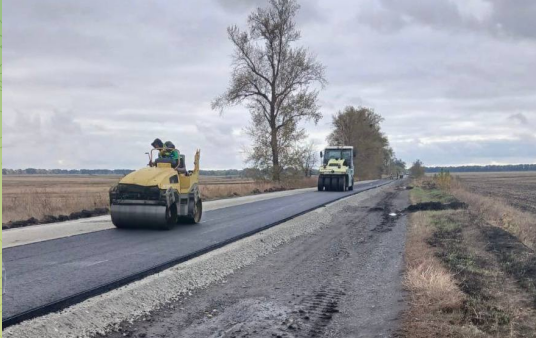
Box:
318, 146, 355, 192
109, 149, 202, 230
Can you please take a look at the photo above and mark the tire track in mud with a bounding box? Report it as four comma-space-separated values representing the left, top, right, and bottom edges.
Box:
292, 287, 346, 337
281, 193, 394, 337
283, 190, 404, 337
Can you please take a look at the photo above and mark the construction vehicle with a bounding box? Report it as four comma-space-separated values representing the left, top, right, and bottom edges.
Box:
109, 149, 202, 230
317, 146, 355, 192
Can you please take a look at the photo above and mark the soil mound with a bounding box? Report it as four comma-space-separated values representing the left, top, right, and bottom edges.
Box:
406, 201, 467, 212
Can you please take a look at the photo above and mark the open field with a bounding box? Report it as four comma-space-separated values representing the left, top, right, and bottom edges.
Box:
2, 175, 316, 225
2, 175, 118, 225
401, 178, 536, 337
450, 173, 536, 249
454, 172, 536, 214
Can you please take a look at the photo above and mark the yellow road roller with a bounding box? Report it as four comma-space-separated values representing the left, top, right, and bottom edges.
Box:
109, 149, 202, 230
318, 146, 355, 192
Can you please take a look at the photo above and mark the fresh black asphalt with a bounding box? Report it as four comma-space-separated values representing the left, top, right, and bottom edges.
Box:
2, 180, 388, 320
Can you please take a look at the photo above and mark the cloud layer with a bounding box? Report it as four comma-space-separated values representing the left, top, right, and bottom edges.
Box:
3, 0, 536, 169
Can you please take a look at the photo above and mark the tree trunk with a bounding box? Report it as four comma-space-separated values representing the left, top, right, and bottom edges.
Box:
271, 127, 280, 181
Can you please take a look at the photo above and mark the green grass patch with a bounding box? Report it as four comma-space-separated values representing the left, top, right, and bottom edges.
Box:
431, 214, 462, 235
411, 187, 456, 204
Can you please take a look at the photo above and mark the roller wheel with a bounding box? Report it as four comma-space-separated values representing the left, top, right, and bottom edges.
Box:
185, 199, 203, 224
193, 199, 203, 223
160, 205, 177, 230
338, 176, 345, 191
317, 177, 324, 191
330, 177, 337, 191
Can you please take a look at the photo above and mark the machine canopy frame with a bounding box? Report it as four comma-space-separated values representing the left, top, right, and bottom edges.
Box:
323, 149, 353, 167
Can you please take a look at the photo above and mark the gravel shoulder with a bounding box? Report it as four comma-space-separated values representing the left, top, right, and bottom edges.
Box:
105, 184, 409, 338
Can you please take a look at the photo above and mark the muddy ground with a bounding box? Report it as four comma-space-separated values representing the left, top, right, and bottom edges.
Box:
104, 185, 409, 338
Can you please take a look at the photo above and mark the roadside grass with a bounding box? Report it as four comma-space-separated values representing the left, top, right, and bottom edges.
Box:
404, 211, 465, 313
199, 177, 317, 201
402, 210, 472, 338
2, 175, 317, 226
401, 179, 536, 338
2, 189, 109, 226
410, 179, 457, 204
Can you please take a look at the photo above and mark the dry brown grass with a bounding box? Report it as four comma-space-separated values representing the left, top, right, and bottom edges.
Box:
199, 176, 254, 185
402, 204, 494, 337
402, 211, 467, 338
404, 212, 465, 313
2, 175, 317, 224
200, 177, 316, 201
450, 178, 536, 250
2, 175, 118, 223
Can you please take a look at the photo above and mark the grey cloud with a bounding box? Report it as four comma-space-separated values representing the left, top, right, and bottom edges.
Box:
357, 0, 536, 40
489, 0, 536, 39
215, 0, 267, 12
357, 0, 468, 33
509, 112, 529, 125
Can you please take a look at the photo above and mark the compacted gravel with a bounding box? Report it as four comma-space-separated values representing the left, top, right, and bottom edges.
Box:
105, 184, 409, 338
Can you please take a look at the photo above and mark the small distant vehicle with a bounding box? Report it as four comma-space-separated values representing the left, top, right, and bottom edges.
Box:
109, 149, 202, 230
317, 146, 355, 192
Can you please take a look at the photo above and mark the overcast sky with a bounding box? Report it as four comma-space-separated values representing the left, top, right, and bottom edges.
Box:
3, 0, 536, 170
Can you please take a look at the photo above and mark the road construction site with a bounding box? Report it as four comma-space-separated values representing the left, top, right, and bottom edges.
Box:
2, 178, 408, 338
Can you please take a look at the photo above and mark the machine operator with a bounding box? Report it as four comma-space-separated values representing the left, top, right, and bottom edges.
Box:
150, 138, 181, 169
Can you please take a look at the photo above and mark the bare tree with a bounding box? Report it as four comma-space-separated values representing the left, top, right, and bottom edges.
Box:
244, 112, 306, 178
213, 0, 326, 181
296, 141, 318, 177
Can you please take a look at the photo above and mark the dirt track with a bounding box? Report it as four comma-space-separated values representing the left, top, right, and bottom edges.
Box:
105, 184, 409, 338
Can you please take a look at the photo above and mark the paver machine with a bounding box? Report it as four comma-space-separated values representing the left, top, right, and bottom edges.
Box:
318, 146, 355, 192
109, 149, 202, 230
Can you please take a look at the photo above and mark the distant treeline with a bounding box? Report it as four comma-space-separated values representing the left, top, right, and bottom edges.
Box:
2, 168, 135, 175
1, 168, 322, 177
425, 164, 536, 173
1, 168, 250, 176
198, 169, 244, 176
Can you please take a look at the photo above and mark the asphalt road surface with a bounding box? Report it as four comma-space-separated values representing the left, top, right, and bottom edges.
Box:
2, 180, 389, 321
